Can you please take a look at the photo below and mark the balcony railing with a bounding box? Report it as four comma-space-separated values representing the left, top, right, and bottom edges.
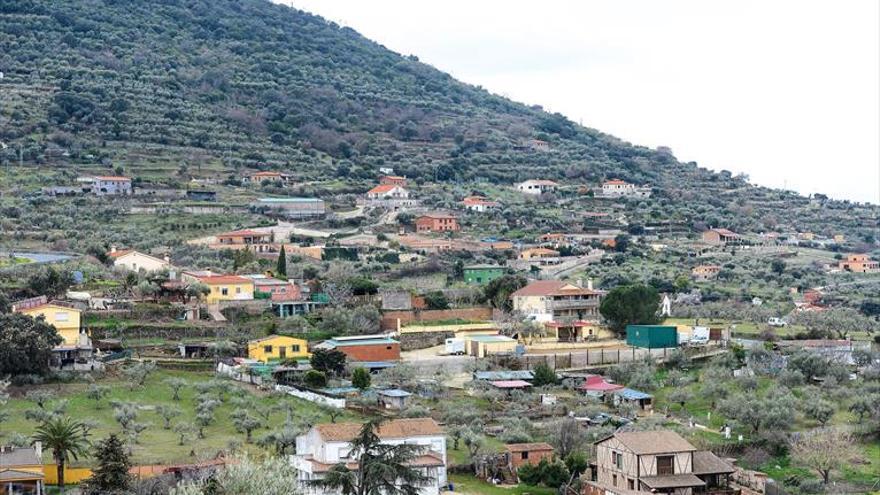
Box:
546, 299, 600, 310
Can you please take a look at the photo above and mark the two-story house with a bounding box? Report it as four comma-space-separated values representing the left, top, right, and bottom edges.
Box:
91, 176, 132, 196
838, 253, 879, 273
292, 418, 447, 495
588, 431, 736, 495
415, 214, 460, 233
12, 296, 93, 370
510, 280, 604, 324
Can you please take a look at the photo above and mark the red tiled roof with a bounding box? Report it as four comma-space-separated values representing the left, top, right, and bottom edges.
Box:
462, 196, 498, 206
580, 375, 624, 392
368, 184, 399, 194
418, 213, 457, 220
315, 418, 443, 441
94, 176, 131, 181
604, 179, 628, 185
708, 228, 738, 237
108, 249, 133, 258
511, 280, 600, 297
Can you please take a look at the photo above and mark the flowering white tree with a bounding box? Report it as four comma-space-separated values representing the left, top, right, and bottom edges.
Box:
171, 456, 300, 495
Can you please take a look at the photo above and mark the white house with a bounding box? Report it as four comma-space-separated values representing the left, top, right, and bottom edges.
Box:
366, 184, 409, 200
292, 418, 447, 495
516, 179, 558, 195
108, 247, 171, 273
92, 176, 132, 195
600, 179, 651, 198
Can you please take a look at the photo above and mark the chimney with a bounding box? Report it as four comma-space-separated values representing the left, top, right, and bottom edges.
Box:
34, 441, 42, 459
587, 279, 593, 290
110, 245, 117, 254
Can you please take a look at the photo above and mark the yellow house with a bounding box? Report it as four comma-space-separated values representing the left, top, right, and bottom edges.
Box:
0, 445, 46, 494
248, 335, 310, 362
12, 297, 82, 346
197, 275, 255, 304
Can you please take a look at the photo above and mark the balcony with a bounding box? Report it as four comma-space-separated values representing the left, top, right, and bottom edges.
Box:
546, 298, 600, 310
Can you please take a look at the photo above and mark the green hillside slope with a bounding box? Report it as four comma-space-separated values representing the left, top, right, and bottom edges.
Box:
0, 0, 877, 241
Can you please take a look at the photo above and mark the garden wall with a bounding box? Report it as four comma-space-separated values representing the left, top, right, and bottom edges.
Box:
380, 307, 494, 331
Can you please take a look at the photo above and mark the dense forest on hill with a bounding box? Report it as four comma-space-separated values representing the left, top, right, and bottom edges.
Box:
0, 0, 877, 240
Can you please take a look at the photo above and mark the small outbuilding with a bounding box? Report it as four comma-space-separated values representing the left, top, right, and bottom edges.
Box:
613, 387, 654, 412
626, 325, 678, 349
505, 443, 555, 471
377, 389, 412, 410
466, 334, 518, 357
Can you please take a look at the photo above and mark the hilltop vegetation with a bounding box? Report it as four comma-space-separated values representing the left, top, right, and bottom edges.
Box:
1, 0, 877, 245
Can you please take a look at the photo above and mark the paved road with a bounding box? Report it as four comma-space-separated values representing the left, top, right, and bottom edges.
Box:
401, 344, 475, 378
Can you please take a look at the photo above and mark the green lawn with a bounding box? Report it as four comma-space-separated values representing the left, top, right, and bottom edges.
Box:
448, 474, 556, 495
1, 369, 358, 466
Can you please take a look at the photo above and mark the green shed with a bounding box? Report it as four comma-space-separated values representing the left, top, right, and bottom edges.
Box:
626, 325, 678, 349
463, 265, 506, 285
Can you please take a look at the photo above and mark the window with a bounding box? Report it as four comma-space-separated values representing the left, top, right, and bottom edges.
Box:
656, 455, 674, 475
386, 346, 392, 350
612, 474, 617, 486
628, 479, 635, 490
236, 287, 241, 294
613, 451, 623, 469
54, 312, 69, 322
521, 452, 529, 460
292, 345, 300, 352
264, 345, 273, 353
221, 288, 229, 296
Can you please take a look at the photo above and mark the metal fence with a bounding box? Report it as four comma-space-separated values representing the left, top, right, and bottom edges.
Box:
510, 344, 725, 370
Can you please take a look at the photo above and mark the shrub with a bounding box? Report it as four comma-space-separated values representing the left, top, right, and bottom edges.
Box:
303, 370, 327, 389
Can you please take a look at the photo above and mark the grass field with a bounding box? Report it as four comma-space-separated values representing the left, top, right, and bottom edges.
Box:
1, 368, 356, 466
448, 474, 556, 495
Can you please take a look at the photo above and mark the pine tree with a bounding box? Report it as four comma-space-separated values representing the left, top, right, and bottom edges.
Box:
276, 245, 287, 277
80, 434, 131, 494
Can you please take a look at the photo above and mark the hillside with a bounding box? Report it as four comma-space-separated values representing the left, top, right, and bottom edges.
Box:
0, 0, 877, 243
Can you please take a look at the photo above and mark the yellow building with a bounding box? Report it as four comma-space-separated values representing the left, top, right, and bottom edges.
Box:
197, 275, 255, 304
248, 335, 310, 362
12, 297, 82, 346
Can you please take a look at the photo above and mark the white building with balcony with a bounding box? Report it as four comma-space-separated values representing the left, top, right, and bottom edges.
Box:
292, 418, 447, 495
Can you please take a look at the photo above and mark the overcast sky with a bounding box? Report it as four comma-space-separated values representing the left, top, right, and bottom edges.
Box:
279, 0, 880, 204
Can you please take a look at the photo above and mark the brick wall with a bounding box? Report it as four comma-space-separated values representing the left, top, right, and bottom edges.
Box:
509, 449, 554, 470
339, 343, 401, 362
380, 307, 494, 330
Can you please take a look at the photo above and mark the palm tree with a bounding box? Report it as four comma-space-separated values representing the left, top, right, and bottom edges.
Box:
315, 419, 429, 495
32, 416, 91, 492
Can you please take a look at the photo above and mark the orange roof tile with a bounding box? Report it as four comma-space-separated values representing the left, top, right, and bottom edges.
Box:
315, 418, 442, 442
367, 184, 399, 194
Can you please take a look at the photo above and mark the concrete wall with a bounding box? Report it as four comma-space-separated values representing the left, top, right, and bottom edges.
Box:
380, 307, 494, 330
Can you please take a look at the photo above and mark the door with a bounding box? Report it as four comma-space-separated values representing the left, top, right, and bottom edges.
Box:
279, 346, 287, 359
